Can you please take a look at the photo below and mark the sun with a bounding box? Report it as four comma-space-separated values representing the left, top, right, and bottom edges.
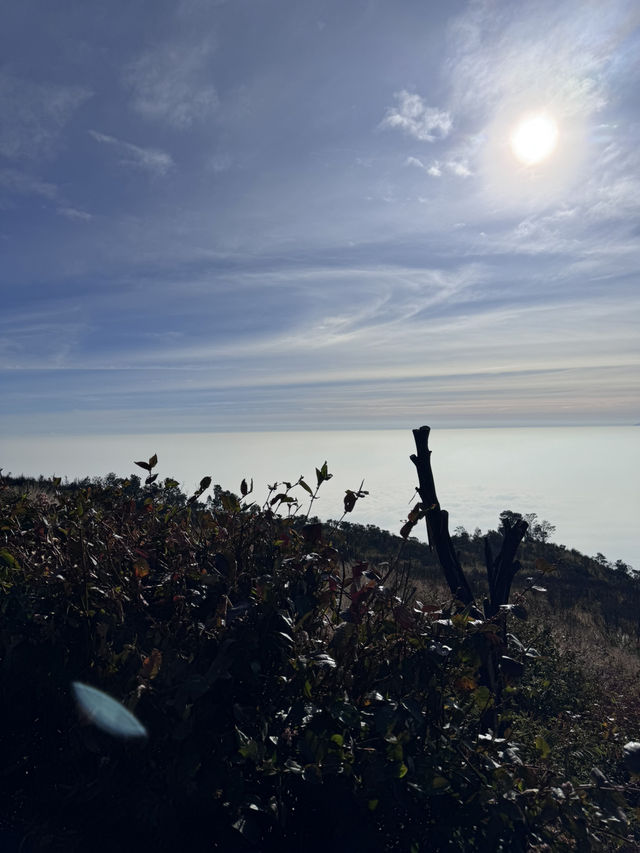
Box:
510, 114, 559, 166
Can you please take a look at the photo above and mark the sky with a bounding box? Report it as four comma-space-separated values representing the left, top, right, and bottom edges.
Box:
1, 0, 639, 435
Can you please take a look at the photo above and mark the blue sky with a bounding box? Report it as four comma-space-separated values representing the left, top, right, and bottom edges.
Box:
1, 0, 639, 434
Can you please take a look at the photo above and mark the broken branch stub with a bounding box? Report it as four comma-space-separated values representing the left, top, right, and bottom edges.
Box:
410, 426, 527, 618
410, 426, 475, 609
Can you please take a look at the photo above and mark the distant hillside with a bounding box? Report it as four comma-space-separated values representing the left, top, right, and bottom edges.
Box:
328, 517, 639, 637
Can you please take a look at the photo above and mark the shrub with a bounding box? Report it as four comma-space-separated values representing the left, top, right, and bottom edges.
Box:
0, 459, 637, 851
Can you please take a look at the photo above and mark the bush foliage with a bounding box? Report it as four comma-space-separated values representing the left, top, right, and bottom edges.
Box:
0, 454, 638, 851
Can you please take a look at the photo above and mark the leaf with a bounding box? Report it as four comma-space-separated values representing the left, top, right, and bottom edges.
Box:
0, 549, 20, 570
472, 685, 493, 710
531, 585, 547, 593
237, 728, 259, 761
148, 454, 158, 469
512, 604, 528, 621
271, 493, 294, 505
72, 682, 147, 738
133, 559, 150, 578
315, 461, 332, 486
298, 479, 313, 495
343, 490, 357, 513
145, 473, 158, 485
134, 460, 151, 471
507, 634, 524, 652
232, 816, 261, 844
312, 653, 336, 668
139, 648, 162, 680
623, 741, 640, 774
199, 476, 212, 491
240, 478, 248, 496
164, 479, 179, 489
535, 735, 551, 759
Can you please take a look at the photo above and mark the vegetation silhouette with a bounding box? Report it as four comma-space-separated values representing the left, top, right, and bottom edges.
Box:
0, 429, 638, 851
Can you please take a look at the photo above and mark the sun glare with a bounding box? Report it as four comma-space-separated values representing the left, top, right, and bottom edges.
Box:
510, 114, 559, 166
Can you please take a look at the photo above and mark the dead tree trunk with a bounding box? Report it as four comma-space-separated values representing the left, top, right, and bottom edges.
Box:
411, 426, 529, 732
410, 425, 527, 617
410, 426, 476, 610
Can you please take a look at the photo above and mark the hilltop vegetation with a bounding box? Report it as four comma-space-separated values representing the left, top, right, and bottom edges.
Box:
330, 517, 640, 643
0, 458, 639, 852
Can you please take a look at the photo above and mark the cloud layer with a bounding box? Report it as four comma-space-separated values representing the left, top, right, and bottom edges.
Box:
0, 0, 638, 435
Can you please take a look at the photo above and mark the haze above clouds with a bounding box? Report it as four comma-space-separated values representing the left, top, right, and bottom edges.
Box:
1, 0, 638, 433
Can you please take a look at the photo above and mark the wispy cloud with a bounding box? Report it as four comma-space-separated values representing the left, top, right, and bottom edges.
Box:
0, 168, 57, 199
0, 307, 88, 370
446, 160, 472, 177
124, 39, 218, 129
88, 130, 174, 175
57, 206, 92, 222
443, 0, 624, 119
0, 71, 91, 160
381, 90, 452, 141
405, 156, 471, 178
208, 152, 233, 173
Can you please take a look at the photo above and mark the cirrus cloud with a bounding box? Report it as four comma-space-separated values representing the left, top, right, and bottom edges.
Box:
88, 130, 174, 176
0, 71, 92, 160
123, 39, 219, 129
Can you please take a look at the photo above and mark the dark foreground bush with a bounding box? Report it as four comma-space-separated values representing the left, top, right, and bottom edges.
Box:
0, 462, 638, 851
